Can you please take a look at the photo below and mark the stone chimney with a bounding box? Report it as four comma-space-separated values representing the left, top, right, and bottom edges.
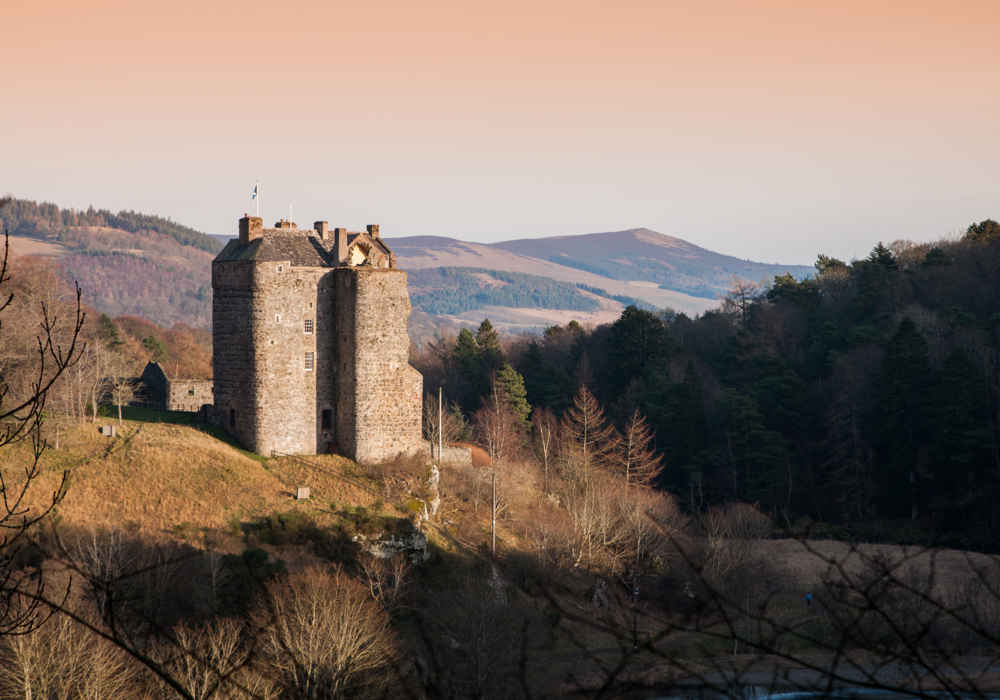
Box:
333, 227, 348, 263
239, 215, 264, 244
314, 221, 329, 240
275, 219, 296, 230
366, 224, 379, 239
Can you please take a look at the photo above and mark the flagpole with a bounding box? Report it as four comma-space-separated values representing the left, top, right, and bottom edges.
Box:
255, 181, 260, 218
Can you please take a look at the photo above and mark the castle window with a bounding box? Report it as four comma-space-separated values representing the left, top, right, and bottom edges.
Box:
277, 265, 284, 272
304, 319, 314, 334
275, 313, 281, 323
304, 351, 314, 371
321, 408, 332, 431
188, 388, 195, 396
229, 408, 236, 428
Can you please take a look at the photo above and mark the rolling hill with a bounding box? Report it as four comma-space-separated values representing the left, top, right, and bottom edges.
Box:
4, 198, 813, 335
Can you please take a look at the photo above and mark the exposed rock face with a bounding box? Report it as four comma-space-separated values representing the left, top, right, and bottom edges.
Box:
211, 215, 422, 463
357, 528, 429, 564
426, 463, 441, 518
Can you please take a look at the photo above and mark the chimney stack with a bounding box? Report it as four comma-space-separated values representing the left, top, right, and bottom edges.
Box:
334, 227, 348, 263
239, 215, 264, 244
366, 224, 379, 239
314, 221, 329, 240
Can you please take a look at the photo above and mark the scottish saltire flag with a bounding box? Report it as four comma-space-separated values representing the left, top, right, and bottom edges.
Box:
251, 184, 258, 200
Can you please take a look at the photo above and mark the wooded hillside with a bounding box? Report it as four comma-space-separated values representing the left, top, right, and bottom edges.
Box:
416, 220, 1000, 551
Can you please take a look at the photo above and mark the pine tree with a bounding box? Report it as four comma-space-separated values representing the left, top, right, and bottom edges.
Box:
476, 319, 503, 372
562, 385, 619, 482
619, 409, 663, 487
493, 363, 530, 426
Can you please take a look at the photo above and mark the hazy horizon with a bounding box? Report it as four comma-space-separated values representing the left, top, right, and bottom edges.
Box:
5, 0, 997, 266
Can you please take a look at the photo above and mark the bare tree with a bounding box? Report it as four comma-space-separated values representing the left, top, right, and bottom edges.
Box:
474, 377, 522, 555
255, 566, 395, 699
531, 407, 557, 494
359, 552, 411, 610
723, 275, 760, 327
105, 353, 137, 424
161, 618, 274, 700
0, 604, 138, 700
422, 391, 467, 454
0, 215, 84, 636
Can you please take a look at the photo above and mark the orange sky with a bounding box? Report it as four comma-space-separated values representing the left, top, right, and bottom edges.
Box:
4, 0, 998, 262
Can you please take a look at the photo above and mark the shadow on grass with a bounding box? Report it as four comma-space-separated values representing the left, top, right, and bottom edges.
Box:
99, 405, 268, 463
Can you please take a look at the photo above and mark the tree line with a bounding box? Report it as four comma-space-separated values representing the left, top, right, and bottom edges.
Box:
0, 197, 222, 253
415, 220, 1000, 551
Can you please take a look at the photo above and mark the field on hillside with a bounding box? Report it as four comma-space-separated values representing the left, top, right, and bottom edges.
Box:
6, 234, 70, 257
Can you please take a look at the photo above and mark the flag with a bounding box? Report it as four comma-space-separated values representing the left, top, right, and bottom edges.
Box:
251, 184, 258, 200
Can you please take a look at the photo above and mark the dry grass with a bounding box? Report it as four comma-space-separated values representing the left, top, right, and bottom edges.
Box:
758, 538, 999, 600
2, 420, 382, 536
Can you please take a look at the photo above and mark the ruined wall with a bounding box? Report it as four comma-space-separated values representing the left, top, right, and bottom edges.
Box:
212, 262, 255, 447
335, 268, 423, 463
166, 380, 214, 413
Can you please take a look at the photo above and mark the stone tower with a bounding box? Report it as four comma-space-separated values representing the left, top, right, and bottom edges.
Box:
211, 215, 423, 463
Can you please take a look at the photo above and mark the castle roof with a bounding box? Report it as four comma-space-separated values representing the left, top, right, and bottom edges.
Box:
215, 218, 394, 268
215, 235, 335, 266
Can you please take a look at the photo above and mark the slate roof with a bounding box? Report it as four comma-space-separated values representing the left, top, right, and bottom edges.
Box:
214, 231, 393, 267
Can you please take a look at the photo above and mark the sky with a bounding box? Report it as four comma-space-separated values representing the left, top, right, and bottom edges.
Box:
3, 0, 997, 264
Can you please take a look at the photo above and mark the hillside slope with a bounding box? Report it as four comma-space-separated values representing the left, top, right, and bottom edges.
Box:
493, 227, 813, 298
386, 234, 725, 317
5, 198, 812, 332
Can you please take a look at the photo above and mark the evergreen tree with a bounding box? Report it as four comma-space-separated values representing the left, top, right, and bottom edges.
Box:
475, 319, 503, 373
493, 363, 530, 427
97, 313, 123, 349
875, 317, 932, 519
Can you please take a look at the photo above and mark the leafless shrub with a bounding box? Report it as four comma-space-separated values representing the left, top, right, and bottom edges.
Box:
156, 617, 275, 700
359, 552, 411, 610
254, 566, 396, 698
0, 600, 138, 699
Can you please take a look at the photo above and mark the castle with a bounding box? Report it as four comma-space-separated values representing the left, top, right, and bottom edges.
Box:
211, 215, 423, 462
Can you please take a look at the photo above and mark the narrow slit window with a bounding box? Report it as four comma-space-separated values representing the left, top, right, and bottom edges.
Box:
275, 313, 281, 324
321, 408, 332, 430
304, 319, 314, 334
304, 351, 315, 371
229, 408, 236, 428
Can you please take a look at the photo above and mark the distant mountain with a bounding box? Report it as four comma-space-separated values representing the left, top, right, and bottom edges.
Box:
4, 199, 812, 334
386, 229, 813, 326
492, 228, 811, 299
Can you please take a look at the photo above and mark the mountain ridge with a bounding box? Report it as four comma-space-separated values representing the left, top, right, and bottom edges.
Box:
6, 198, 812, 332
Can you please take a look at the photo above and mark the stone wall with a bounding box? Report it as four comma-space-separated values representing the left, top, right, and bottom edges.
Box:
212, 262, 255, 447
166, 379, 214, 413
249, 262, 328, 456
335, 268, 423, 463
